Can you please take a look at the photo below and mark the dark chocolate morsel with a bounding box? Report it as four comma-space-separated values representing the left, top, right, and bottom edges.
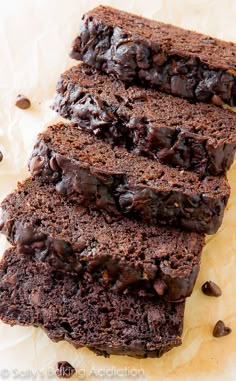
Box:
56, 361, 75, 379
0, 151, 3, 162
29, 155, 45, 176
202, 281, 222, 297
213, 320, 232, 337
154, 279, 168, 296
15, 95, 31, 109
49, 156, 61, 172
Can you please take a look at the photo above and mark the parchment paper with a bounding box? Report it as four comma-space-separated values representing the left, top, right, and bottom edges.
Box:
0, 1, 236, 380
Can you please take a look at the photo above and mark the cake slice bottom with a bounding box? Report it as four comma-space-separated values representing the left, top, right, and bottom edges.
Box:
0, 247, 185, 358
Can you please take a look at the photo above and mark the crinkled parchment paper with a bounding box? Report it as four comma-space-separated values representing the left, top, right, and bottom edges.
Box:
0, 1, 236, 380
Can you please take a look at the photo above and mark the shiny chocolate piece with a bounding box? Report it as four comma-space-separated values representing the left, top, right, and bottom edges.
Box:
15, 94, 31, 109
213, 320, 232, 338
202, 281, 222, 297
56, 361, 75, 379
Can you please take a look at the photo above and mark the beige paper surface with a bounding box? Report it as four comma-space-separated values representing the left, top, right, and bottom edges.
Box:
0, 1, 236, 380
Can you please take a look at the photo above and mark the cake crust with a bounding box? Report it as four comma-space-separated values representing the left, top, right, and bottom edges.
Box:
70, 6, 236, 107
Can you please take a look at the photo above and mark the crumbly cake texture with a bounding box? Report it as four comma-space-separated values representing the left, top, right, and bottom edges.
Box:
0, 247, 185, 358
53, 63, 236, 176
28, 123, 230, 234
0, 178, 204, 301
70, 6, 236, 107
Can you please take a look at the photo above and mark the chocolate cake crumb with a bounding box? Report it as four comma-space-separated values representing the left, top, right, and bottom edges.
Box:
202, 281, 222, 297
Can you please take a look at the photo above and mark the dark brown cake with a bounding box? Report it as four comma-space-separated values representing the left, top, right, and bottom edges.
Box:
28, 123, 230, 234
53, 63, 236, 175
0, 247, 185, 358
0, 178, 204, 301
70, 6, 236, 107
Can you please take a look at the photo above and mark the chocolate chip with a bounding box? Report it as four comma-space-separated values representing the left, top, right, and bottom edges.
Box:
55, 361, 75, 378
53, 239, 73, 258
202, 281, 222, 297
0, 151, 3, 162
211, 94, 224, 107
29, 155, 45, 176
15, 94, 31, 109
154, 279, 168, 295
153, 51, 166, 66
213, 320, 232, 338
143, 263, 157, 280
56, 181, 67, 195
73, 237, 87, 252
49, 156, 61, 172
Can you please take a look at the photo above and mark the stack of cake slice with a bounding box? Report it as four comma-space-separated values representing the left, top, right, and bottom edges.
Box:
0, 6, 236, 359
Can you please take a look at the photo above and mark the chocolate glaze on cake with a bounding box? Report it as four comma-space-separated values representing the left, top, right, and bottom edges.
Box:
70, 6, 236, 107
0, 178, 204, 301
53, 63, 236, 175
29, 124, 230, 234
0, 248, 185, 358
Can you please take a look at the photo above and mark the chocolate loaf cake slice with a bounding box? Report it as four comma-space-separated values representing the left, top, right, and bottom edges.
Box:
53, 63, 236, 175
29, 124, 230, 234
70, 6, 236, 107
0, 178, 204, 302
0, 247, 185, 358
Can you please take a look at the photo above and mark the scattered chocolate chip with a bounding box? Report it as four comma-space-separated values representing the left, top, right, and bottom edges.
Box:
202, 281, 222, 297
15, 94, 31, 109
56, 361, 75, 379
0, 151, 3, 162
213, 320, 232, 338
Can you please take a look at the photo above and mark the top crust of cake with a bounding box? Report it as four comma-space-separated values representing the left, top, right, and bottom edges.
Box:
88, 6, 236, 71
